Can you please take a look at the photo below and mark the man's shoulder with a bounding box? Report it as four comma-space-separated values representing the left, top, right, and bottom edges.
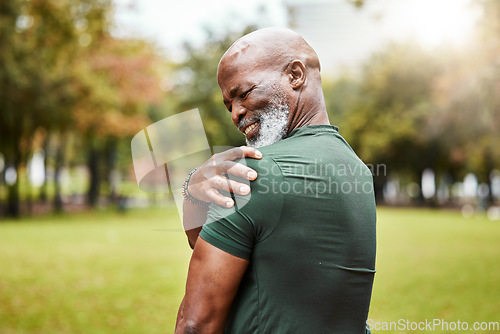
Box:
243, 154, 280, 173
258, 137, 296, 155
234, 145, 284, 178
242, 138, 296, 168
204, 149, 285, 243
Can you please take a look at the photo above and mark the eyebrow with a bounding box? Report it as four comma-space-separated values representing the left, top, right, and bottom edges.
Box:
229, 85, 240, 97
223, 85, 240, 105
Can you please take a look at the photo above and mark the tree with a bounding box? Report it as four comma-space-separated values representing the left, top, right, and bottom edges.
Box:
73, 37, 163, 206
0, 0, 88, 216
431, 0, 500, 204
331, 41, 442, 202
170, 26, 258, 148
0, 0, 163, 215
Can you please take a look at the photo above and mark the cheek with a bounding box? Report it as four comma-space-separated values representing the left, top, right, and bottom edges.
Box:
245, 90, 275, 110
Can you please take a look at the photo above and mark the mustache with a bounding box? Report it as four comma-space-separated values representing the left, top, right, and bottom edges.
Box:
238, 116, 260, 131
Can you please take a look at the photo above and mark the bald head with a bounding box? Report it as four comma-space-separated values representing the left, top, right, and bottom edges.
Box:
217, 28, 329, 141
218, 27, 321, 82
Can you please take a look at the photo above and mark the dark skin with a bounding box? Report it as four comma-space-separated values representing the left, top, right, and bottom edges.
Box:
176, 28, 330, 333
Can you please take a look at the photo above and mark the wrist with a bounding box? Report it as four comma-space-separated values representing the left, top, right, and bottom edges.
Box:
182, 168, 209, 207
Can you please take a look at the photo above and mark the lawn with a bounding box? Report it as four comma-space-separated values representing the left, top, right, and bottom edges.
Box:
0, 207, 191, 334
0, 206, 499, 333
369, 208, 500, 333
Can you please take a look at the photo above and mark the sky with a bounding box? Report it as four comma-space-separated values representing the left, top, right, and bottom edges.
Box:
112, 0, 287, 57
112, 0, 480, 73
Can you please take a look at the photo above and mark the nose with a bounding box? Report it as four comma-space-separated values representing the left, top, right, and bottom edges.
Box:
231, 101, 247, 127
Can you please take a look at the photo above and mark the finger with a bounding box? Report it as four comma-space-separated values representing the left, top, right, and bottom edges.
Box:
230, 179, 251, 195
216, 161, 258, 181
210, 175, 251, 195
221, 146, 263, 161
239, 146, 263, 159
206, 188, 234, 208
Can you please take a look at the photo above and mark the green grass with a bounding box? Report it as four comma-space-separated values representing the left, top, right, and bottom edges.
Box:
369, 207, 500, 333
1, 207, 499, 333
0, 207, 191, 334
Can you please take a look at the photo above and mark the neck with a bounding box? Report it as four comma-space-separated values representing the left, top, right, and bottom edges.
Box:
287, 91, 330, 134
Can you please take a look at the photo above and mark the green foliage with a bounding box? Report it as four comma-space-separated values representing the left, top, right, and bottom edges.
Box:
335, 41, 441, 174
0, 0, 165, 214
323, 31, 500, 204
2, 0, 500, 213
170, 26, 258, 147
323, 74, 360, 124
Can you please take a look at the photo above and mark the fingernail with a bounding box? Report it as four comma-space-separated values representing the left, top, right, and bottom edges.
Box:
248, 171, 257, 179
255, 151, 262, 158
240, 185, 250, 194
226, 200, 234, 207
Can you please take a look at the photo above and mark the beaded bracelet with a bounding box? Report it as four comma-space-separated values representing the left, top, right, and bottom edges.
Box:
182, 168, 209, 206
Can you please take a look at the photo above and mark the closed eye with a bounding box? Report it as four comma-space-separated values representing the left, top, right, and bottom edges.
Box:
240, 88, 253, 99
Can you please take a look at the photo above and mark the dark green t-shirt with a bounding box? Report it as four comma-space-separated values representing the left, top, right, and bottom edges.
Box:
199, 125, 376, 333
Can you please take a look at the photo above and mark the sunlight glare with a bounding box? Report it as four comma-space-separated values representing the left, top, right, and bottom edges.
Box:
389, 0, 477, 46
400, 0, 478, 46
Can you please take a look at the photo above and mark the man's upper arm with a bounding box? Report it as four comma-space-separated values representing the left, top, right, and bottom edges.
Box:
176, 156, 284, 332
175, 237, 249, 333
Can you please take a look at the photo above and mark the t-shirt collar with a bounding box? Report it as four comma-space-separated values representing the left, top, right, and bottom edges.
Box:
286, 124, 339, 139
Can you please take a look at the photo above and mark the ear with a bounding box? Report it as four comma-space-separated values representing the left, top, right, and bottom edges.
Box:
287, 60, 306, 89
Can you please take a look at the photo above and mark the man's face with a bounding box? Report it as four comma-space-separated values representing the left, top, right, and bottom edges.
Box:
218, 60, 290, 148
244, 87, 289, 148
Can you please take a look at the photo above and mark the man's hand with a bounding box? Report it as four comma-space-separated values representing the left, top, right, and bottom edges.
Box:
187, 146, 262, 208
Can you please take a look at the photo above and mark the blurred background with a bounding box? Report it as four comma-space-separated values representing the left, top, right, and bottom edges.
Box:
1, 0, 499, 333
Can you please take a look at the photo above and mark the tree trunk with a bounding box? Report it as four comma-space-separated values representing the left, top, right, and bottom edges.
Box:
39, 134, 50, 203
53, 144, 64, 213
4, 139, 21, 217
6, 158, 20, 218
87, 146, 100, 207
484, 149, 494, 207
373, 173, 386, 204
106, 140, 118, 203
6, 172, 20, 217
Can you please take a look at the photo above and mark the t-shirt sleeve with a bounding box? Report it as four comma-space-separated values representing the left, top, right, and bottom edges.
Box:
199, 156, 285, 260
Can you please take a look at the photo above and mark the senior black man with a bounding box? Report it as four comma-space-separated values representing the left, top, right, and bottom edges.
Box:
175, 27, 376, 334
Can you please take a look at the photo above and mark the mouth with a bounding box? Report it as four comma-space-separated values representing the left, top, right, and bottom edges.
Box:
242, 121, 259, 139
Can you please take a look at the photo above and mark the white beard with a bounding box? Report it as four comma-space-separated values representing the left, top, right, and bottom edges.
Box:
246, 94, 290, 148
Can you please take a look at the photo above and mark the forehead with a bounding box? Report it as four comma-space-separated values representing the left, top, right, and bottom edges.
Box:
218, 46, 256, 82
218, 65, 278, 104
217, 47, 279, 92
218, 59, 254, 89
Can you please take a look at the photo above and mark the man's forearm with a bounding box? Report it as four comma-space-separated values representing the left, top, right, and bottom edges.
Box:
175, 297, 185, 332
175, 298, 202, 334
